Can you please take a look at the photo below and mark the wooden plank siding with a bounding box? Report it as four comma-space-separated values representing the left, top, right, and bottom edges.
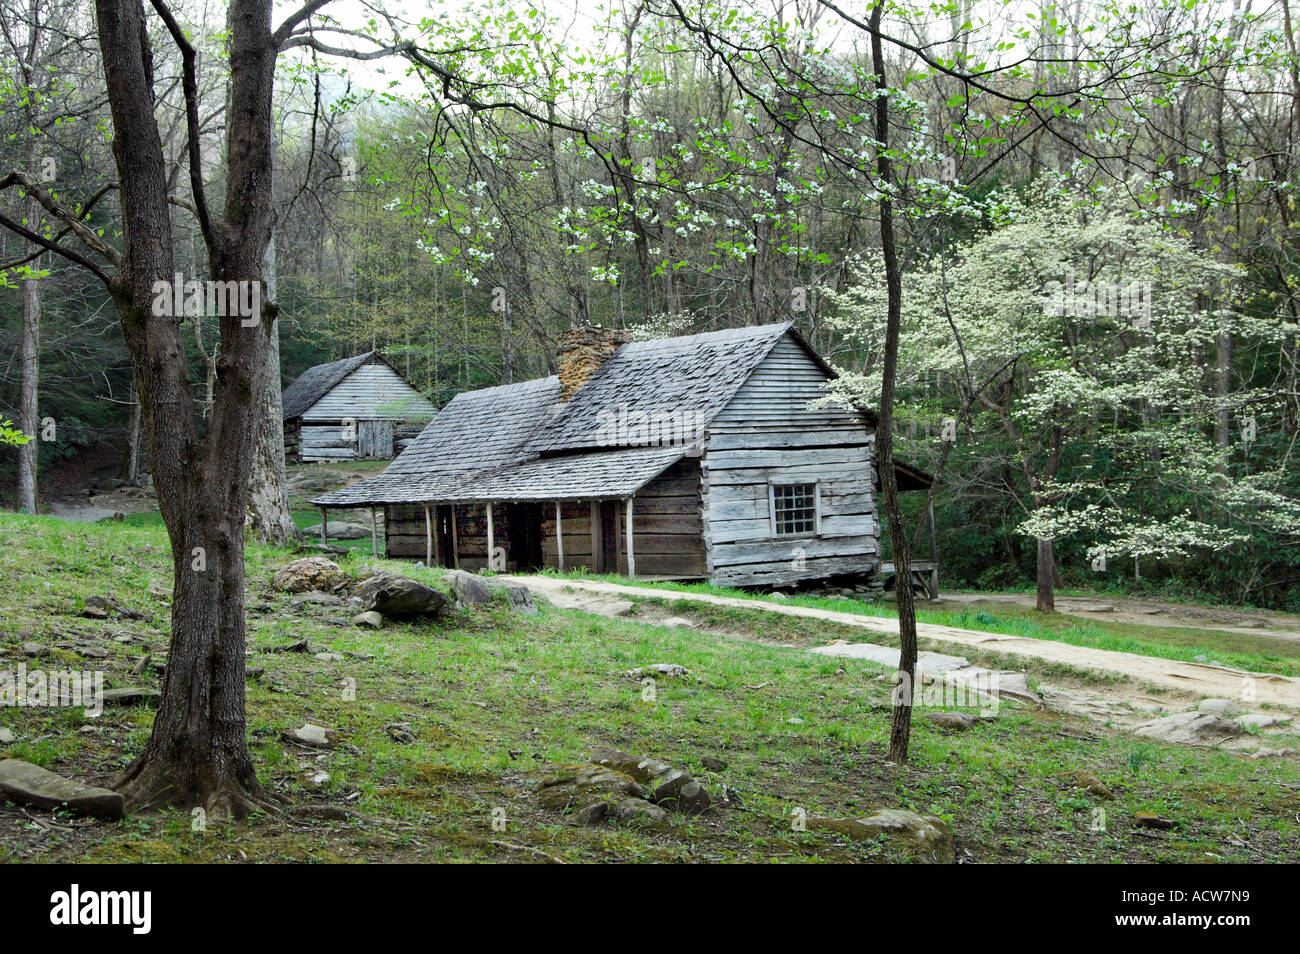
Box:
297, 362, 434, 463
701, 334, 879, 587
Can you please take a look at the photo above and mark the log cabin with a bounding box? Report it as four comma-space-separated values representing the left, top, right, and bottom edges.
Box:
282, 351, 436, 463
311, 324, 933, 588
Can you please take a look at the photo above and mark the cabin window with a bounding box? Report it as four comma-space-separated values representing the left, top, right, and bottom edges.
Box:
770, 482, 819, 537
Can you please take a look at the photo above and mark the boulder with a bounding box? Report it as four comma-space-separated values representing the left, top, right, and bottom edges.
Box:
1134, 811, 1177, 831
701, 755, 728, 772
303, 521, 371, 540
611, 798, 672, 832
272, 557, 348, 594
808, 809, 955, 864
351, 611, 384, 628
354, 572, 448, 620
1238, 713, 1287, 731
1134, 711, 1241, 746
0, 759, 124, 820
444, 570, 537, 614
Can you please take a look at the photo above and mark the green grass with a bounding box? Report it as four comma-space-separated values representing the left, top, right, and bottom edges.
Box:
0, 512, 1297, 863
536, 569, 1300, 678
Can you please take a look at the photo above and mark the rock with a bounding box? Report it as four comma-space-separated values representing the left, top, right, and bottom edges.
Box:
1067, 770, 1114, 799
0, 759, 124, 820
20, 642, 46, 657
272, 557, 348, 594
587, 746, 710, 814
658, 616, 696, 628
809, 809, 955, 864
282, 723, 338, 748
0, 728, 14, 744
612, 797, 672, 832
1134, 711, 1241, 746
565, 801, 609, 826
84, 595, 148, 621
524, 763, 647, 812
623, 663, 693, 680
303, 521, 371, 540
268, 639, 311, 653
786, 717, 805, 726
352, 611, 383, 628
302, 770, 331, 791
700, 755, 728, 772
925, 711, 980, 731
314, 651, 344, 662
443, 570, 537, 614
1134, 811, 1177, 831
651, 771, 711, 814
354, 572, 449, 620
1198, 698, 1242, 717
385, 723, 416, 744
1238, 713, 1287, 730
101, 687, 160, 707
444, 569, 494, 606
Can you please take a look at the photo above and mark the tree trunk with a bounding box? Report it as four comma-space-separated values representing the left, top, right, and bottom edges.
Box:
1035, 535, 1055, 612
16, 193, 40, 513
247, 232, 299, 546
97, 0, 278, 817
120, 376, 141, 484
867, 0, 920, 764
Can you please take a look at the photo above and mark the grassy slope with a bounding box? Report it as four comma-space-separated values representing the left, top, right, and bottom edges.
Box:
0, 513, 1296, 863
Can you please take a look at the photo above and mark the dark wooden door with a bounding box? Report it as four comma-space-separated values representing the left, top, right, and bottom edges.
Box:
598, 500, 620, 574
435, 505, 456, 567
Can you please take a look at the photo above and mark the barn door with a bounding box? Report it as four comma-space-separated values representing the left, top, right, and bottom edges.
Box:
357, 420, 394, 459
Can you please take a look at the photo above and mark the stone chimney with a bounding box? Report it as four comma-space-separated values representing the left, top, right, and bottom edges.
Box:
556, 325, 627, 400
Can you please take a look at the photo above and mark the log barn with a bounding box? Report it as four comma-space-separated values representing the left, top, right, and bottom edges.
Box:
312, 323, 930, 587
281, 351, 436, 463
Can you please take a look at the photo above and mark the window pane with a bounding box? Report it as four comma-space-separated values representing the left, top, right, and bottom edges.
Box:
773, 482, 816, 535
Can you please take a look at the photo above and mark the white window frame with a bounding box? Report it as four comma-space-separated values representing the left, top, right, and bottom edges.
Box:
769, 479, 821, 538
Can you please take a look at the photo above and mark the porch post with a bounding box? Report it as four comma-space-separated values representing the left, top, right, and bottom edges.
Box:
424, 503, 433, 567
928, 499, 939, 599
486, 501, 495, 572
319, 507, 328, 545
370, 506, 379, 558
625, 496, 636, 580
555, 500, 565, 572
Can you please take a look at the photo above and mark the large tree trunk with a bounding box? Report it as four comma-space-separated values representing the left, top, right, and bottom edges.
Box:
867, 0, 920, 764
97, 0, 278, 817
247, 233, 298, 546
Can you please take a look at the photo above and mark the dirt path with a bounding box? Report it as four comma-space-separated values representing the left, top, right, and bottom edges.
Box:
937, 591, 1300, 644
511, 576, 1300, 711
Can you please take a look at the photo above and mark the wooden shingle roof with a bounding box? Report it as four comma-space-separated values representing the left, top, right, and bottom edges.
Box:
281, 352, 378, 421
310, 323, 846, 508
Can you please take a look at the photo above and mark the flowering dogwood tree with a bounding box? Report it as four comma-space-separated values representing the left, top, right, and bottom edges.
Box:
827, 184, 1300, 611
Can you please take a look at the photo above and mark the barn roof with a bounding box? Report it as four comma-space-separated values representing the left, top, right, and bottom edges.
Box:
311, 323, 864, 508
282, 351, 382, 421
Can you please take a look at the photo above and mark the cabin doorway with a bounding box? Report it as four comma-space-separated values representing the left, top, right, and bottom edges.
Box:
597, 500, 621, 573
504, 502, 544, 571
434, 505, 456, 567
